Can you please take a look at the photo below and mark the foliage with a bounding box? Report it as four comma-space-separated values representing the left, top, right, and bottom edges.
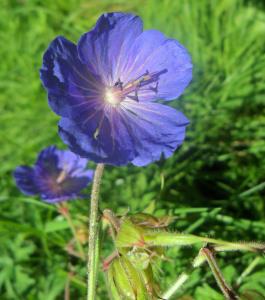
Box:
0, 0, 265, 299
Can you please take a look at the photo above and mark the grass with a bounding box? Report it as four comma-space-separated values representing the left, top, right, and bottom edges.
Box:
0, 0, 265, 299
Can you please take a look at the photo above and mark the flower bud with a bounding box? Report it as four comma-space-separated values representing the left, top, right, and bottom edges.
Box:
116, 218, 202, 250
126, 249, 150, 270
116, 219, 146, 248
107, 256, 149, 300
192, 251, 207, 268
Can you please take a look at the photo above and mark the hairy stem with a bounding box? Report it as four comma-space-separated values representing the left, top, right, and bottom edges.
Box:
87, 163, 105, 300
162, 272, 189, 299
201, 246, 238, 300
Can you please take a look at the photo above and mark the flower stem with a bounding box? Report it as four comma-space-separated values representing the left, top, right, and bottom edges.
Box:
162, 272, 189, 299
65, 208, 85, 259
87, 163, 104, 300
201, 246, 238, 300
236, 256, 261, 287
57, 203, 85, 260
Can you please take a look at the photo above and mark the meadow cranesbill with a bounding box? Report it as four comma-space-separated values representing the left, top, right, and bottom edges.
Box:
14, 146, 93, 203
40, 12, 192, 166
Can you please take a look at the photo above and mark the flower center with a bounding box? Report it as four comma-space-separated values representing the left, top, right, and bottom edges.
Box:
104, 88, 122, 107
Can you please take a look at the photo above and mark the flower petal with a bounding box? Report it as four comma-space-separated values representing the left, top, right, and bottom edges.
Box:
119, 30, 166, 83
120, 100, 189, 166
35, 146, 60, 177
13, 166, 39, 195
40, 36, 102, 118
58, 110, 137, 166
40, 169, 94, 203
58, 100, 189, 166
77, 12, 143, 85
61, 171, 94, 196
122, 31, 192, 101
37, 146, 88, 173
57, 149, 89, 173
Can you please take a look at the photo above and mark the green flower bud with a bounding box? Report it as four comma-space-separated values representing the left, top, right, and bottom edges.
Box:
107, 265, 123, 300
116, 219, 203, 249
126, 249, 151, 270
116, 219, 146, 248
192, 251, 207, 268
107, 256, 150, 300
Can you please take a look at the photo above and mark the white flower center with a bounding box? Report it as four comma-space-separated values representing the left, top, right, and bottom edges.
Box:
104, 89, 121, 107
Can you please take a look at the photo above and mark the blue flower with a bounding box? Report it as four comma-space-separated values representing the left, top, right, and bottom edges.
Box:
14, 146, 94, 203
40, 12, 192, 166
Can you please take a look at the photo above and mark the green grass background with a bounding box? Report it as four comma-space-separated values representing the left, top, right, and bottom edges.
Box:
1, 0, 265, 299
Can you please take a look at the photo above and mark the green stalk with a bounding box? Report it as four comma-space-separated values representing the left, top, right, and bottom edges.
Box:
143, 231, 264, 253
87, 163, 105, 300
236, 256, 261, 287
162, 272, 189, 299
64, 209, 85, 259
201, 247, 238, 300
57, 203, 85, 260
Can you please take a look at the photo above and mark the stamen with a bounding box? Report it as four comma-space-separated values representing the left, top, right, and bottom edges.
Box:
119, 69, 166, 102
103, 69, 166, 106
56, 169, 67, 184
114, 78, 123, 90
93, 127, 100, 140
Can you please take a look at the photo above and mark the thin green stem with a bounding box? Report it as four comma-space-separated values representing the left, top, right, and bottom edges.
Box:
57, 203, 85, 260
172, 232, 264, 253
162, 272, 189, 299
201, 247, 238, 300
64, 271, 71, 300
87, 163, 105, 300
236, 256, 261, 287
65, 209, 85, 259
200, 236, 264, 253
94, 222, 100, 291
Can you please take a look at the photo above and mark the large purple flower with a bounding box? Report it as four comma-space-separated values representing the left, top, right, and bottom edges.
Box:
40, 12, 192, 166
14, 146, 94, 203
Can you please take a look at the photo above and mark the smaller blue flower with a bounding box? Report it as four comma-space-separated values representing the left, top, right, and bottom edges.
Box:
14, 146, 94, 203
